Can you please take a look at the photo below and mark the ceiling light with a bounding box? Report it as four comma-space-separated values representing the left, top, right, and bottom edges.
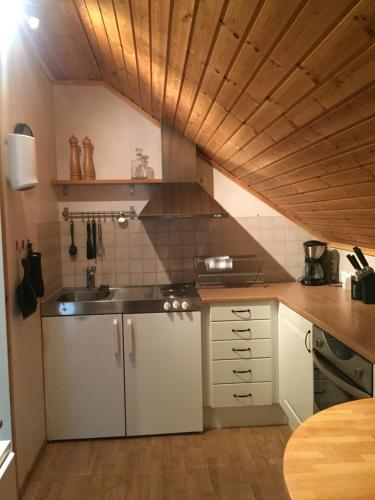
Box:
0, 0, 24, 51
27, 16, 39, 30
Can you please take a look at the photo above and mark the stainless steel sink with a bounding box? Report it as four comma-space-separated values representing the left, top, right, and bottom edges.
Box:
56, 289, 113, 303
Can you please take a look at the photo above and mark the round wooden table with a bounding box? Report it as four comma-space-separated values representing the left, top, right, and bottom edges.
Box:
284, 399, 375, 499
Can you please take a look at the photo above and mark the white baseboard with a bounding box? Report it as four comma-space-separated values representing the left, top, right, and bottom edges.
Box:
204, 404, 288, 429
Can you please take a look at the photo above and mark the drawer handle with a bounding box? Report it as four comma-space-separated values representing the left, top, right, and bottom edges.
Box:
232, 309, 250, 314
233, 393, 252, 398
232, 328, 251, 333
232, 347, 251, 352
233, 369, 252, 374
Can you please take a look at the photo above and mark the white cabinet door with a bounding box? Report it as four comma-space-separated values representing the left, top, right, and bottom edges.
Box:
278, 304, 313, 429
43, 315, 125, 440
124, 312, 203, 436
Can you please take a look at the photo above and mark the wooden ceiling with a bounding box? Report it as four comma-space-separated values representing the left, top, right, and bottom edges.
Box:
28, 0, 375, 250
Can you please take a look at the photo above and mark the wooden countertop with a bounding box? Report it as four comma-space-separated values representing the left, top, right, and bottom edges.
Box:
283, 399, 375, 499
199, 283, 375, 362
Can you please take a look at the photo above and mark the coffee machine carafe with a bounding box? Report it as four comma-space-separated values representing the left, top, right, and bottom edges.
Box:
300, 240, 327, 286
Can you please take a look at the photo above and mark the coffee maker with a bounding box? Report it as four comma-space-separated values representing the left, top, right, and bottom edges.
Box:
300, 240, 327, 286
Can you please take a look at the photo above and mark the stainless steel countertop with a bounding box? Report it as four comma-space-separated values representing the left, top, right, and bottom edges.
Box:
41, 286, 201, 316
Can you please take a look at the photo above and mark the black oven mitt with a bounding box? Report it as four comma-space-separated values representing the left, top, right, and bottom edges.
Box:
28, 251, 45, 298
16, 258, 38, 319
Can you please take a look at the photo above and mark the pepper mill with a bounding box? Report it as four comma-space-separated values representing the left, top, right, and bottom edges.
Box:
82, 136, 96, 180
69, 135, 82, 180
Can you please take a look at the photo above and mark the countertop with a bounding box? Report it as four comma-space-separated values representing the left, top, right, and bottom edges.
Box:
199, 282, 375, 363
283, 399, 375, 499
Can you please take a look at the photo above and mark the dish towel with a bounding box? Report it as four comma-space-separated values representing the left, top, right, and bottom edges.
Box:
28, 251, 45, 298
16, 258, 37, 319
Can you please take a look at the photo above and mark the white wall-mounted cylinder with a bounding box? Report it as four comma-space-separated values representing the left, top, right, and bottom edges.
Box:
7, 133, 38, 190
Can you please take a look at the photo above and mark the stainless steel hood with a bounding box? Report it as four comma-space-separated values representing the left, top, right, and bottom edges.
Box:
138, 124, 228, 219
138, 182, 228, 219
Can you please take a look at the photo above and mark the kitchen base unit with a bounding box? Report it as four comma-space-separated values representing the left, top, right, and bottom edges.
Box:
202, 301, 286, 428
278, 304, 313, 430
43, 315, 126, 440
124, 312, 203, 436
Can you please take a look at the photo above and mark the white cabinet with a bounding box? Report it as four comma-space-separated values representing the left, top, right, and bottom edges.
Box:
278, 303, 313, 429
124, 312, 203, 436
206, 302, 275, 409
43, 315, 126, 440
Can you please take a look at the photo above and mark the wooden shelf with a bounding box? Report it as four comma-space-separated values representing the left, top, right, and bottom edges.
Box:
51, 179, 163, 186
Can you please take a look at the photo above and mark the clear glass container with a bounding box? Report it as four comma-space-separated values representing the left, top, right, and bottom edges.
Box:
131, 148, 147, 179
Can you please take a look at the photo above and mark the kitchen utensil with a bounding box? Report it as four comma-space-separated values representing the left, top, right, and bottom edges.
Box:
69, 219, 77, 256
353, 247, 370, 269
92, 219, 97, 258
86, 222, 94, 259
346, 254, 361, 272
97, 221, 105, 257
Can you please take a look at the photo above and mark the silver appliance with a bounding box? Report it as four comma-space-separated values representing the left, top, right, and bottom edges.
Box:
313, 325, 373, 412
301, 240, 327, 286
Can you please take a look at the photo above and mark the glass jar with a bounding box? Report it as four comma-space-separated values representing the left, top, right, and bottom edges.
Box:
131, 148, 147, 179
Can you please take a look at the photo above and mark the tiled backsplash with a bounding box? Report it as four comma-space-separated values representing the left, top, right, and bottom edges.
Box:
60, 215, 313, 287
36, 222, 63, 296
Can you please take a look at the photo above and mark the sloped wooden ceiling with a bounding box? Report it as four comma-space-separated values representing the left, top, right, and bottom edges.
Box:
28, 0, 375, 250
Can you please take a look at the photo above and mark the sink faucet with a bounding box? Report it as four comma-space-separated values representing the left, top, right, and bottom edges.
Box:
85, 266, 96, 289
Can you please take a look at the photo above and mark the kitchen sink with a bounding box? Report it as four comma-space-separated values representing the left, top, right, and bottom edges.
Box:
56, 288, 113, 303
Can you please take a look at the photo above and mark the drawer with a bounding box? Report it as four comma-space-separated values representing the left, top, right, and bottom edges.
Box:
211, 320, 271, 341
212, 339, 271, 360
211, 382, 272, 408
212, 359, 272, 384
211, 304, 271, 322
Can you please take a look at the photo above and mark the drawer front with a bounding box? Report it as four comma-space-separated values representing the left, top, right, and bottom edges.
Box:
212, 359, 272, 384
212, 339, 271, 360
211, 320, 271, 341
212, 382, 272, 408
211, 304, 271, 322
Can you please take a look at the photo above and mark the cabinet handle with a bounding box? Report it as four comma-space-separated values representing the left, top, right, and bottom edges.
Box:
305, 329, 311, 353
232, 347, 251, 352
125, 318, 133, 354
233, 393, 252, 398
233, 369, 252, 374
231, 309, 250, 314
113, 319, 120, 355
232, 328, 251, 333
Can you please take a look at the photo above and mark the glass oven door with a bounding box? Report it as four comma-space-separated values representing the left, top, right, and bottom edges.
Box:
313, 351, 371, 413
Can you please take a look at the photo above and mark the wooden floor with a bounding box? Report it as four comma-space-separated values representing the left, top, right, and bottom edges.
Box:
23, 426, 291, 500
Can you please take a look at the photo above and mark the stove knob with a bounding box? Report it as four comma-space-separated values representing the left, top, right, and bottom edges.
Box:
315, 338, 324, 348
172, 300, 180, 309
163, 302, 171, 311
181, 300, 190, 310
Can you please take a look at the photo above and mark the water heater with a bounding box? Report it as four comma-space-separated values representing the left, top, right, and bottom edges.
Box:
7, 123, 38, 190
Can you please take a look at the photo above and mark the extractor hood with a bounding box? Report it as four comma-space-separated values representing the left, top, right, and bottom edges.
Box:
138, 182, 228, 219
138, 124, 228, 219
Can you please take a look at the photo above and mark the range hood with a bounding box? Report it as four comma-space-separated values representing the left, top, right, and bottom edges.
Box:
138, 125, 228, 219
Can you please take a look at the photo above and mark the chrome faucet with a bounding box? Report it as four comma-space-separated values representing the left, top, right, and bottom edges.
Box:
85, 266, 96, 289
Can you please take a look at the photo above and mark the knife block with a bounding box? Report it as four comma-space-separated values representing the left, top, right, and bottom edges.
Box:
360, 273, 375, 304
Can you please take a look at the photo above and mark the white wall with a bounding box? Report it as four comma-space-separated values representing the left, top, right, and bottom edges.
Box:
54, 84, 162, 180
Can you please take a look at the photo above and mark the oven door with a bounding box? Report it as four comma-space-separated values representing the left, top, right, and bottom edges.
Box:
313, 351, 371, 413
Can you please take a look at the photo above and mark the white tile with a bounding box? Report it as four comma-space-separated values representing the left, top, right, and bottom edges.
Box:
143, 260, 157, 272
260, 229, 274, 242
169, 232, 182, 245
117, 274, 130, 286
260, 216, 274, 229
130, 260, 143, 273
272, 228, 287, 242
287, 241, 300, 255
143, 273, 157, 285
156, 232, 169, 245
130, 273, 144, 285
157, 272, 170, 284
274, 241, 287, 255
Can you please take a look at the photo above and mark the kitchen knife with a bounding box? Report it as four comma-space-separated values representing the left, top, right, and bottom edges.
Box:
346, 254, 361, 272
353, 246, 369, 269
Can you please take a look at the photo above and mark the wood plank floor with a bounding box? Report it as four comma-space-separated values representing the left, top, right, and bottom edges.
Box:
23, 426, 291, 500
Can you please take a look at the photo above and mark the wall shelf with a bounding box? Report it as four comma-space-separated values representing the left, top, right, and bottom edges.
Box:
51, 179, 163, 186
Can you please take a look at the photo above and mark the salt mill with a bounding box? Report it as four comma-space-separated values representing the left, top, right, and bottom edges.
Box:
69, 135, 82, 180
82, 136, 96, 180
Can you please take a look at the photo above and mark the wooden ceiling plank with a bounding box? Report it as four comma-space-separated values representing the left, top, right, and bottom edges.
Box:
98, 0, 133, 99
183, 0, 261, 140
112, 0, 142, 109
242, 116, 375, 184
129, 0, 153, 114
252, 142, 375, 192
237, 84, 375, 174
149, 0, 170, 119
207, 0, 357, 161
173, 0, 226, 133
162, 0, 197, 124
74, 0, 117, 88
196, 0, 304, 147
